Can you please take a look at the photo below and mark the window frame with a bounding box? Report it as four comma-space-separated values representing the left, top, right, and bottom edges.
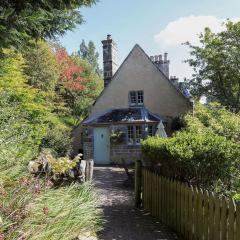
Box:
147, 125, 156, 137
129, 91, 137, 106
127, 125, 143, 145
127, 125, 134, 145
135, 125, 142, 144
137, 90, 144, 106
129, 90, 144, 106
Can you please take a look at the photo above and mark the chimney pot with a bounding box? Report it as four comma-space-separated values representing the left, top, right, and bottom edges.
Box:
159, 54, 162, 61
107, 34, 112, 40
170, 76, 179, 85
154, 55, 159, 62
164, 52, 168, 61
150, 56, 154, 61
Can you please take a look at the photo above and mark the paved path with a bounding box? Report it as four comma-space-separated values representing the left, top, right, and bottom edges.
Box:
93, 166, 180, 240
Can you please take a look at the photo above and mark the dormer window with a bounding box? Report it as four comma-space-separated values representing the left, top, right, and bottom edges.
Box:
129, 90, 144, 106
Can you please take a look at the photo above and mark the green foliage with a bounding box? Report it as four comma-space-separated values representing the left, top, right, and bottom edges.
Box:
40, 124, 72, 157
142, 103, 240, 196
48, 155, 78, 176
1, 180, 102, 240
0, 92, 46, 180
185, 21, 240, 112
0, 0, 96, 49
141, 133, 240, 195
78, 39, 102, 75
0, 49, 72, 181
0, 177, 45, 238
0, 2, 103, 238
21, 184, 102, 240
184, 103, 240, 143
0, 49, 55, 117
23, 40, 60, 91
0, 49, 52, 180
110, 130, 125, 144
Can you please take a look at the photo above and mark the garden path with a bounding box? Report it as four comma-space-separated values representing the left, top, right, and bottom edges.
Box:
93, 166, 180, 240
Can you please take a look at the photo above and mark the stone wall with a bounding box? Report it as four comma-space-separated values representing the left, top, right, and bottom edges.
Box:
72, 124, 83, 157
109, 124, 142, 164
83, 128, 94, 159
110, 143, 141, 164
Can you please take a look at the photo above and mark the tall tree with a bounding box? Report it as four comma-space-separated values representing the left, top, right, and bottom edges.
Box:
23, 41, 60, 91
71, 55, 103, 120
55, 46, 103, 122
78, 40, 102, 75
0, 0, 96, 49
185, 21, 240, 112
0, 49, 53, 178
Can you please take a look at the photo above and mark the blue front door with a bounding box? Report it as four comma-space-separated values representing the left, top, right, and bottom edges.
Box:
93, 127, 110, 164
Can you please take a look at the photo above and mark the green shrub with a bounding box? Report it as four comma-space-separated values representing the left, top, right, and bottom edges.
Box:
184, 103, 240, 143
141, 132, 240, 195
40, 124, 72, 157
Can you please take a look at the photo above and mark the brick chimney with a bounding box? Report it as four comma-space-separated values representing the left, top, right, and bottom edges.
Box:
102, 35, 118, 87
150, 52, 170, 78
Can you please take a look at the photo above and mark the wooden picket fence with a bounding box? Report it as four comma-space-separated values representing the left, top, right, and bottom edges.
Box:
135, 162, 240, 240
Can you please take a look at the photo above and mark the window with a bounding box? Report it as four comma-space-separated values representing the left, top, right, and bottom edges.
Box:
127, 126, 134, 144
129, 91, 144, 106
129, 91, 137, 105
127, 125, 142, 144
135, 126, 142, 144
148, 125, 155, 136
137, 91, 144, 105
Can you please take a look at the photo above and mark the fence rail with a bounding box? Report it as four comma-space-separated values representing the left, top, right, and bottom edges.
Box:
135, 162, 240, 240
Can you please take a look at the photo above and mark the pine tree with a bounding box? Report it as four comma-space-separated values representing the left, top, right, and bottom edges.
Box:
78, 39, 102, 75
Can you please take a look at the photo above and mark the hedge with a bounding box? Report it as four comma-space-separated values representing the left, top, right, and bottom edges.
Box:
141, 132, 240, 195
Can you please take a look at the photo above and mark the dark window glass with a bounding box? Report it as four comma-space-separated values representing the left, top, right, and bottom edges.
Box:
129, 91, 137, 105
129, 91, 144, 106
137, 91, 144, 105
135, 126, 142, 144
148, 125, 154, 136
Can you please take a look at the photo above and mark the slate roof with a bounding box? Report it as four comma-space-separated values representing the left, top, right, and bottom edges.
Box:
82, 107, 163, 126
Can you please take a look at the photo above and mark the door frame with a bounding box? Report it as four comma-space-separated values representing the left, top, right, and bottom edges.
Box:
93, 127, 111, 164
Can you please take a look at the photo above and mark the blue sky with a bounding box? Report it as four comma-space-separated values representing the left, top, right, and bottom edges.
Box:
60, 0, 240, 80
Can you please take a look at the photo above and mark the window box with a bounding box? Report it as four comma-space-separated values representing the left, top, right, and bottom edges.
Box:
110, 130, 125, 144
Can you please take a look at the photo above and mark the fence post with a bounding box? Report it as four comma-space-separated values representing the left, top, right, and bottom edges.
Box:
135, 160, 142, 208
79, 160, 86, 182
85, 159, 94, 181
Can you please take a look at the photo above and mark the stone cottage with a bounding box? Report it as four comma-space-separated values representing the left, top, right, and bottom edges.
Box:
73, 35, 193, 164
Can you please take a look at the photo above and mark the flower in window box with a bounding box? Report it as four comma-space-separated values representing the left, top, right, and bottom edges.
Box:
110, 130, 125, 144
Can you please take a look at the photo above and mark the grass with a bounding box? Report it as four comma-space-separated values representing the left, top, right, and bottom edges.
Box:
20, 183, 102, 240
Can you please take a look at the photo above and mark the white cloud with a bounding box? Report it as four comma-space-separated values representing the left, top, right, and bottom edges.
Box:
154, 15, 239, 47
153, 16, 240, 80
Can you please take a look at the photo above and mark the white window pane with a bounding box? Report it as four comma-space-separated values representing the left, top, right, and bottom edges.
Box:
127, 126, 134, 144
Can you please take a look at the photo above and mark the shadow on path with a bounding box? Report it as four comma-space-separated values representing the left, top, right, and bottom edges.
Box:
93, 166, 179, 240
